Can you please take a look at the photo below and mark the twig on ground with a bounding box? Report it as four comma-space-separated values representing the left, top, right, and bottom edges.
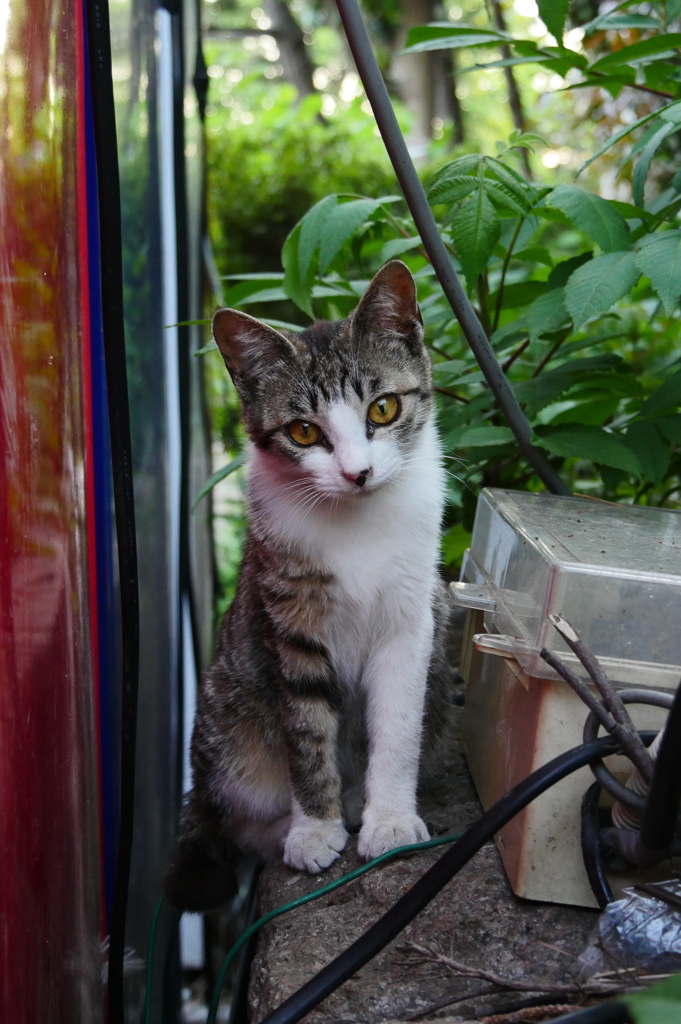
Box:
396, 941, 651, 999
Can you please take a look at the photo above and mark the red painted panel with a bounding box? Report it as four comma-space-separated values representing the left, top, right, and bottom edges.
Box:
0, 1, 103, 1020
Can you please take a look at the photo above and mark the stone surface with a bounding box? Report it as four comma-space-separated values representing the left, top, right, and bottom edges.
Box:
248, 615, 599, 1023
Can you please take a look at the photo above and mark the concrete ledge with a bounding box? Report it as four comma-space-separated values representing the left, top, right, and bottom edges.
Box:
248, 712, 598, 1023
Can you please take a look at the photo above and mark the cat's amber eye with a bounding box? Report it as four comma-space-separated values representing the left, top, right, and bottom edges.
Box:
287, 420, 322, 446
368, 394, 400, 426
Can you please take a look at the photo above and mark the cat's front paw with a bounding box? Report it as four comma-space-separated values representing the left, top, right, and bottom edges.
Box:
358, 814, 429, 861
283, 818, 349, 874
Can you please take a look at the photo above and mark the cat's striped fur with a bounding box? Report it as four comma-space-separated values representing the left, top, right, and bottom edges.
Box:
164, 261, 455, 910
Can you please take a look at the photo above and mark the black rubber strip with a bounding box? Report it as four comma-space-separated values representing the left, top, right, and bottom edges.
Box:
84, 3, 140, 1021
260, 734, 655, 1024
334, 0, 570, 496
581, 781, 613, 909
548, 1002, 633, 1024
640, 680, 681, 853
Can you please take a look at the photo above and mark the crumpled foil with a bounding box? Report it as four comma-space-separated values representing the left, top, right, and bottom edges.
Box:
579, 881, 681, 978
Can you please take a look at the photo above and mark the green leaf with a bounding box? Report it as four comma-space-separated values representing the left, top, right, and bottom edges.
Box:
524, 288, 570, 343
236, 286, 289, 305
633, 123, 677, 207
318, 197, 397, 275
260, 318, 304, 332
221, 277, 284, 309
534, 425, 642, 475
404, 24, 507, 54
489, 281, 546, 310
583, 13, 661, 35
450, 424, 516, 448
514, 354, 624, 417
486, 156, 536, 202
564, 251, 640, 329
193, 453, 246, 511
638, 369, 681, 417
451, 188, 501, 289
428, 174, 479, 205
547, 252, 593, 289
194, 339, 218, 356
548, 185, 630, 253
537, 0, 569, 40
577, 103, 681, 175
626, 971, 681, 1024
589, 35, 681, 73
546, 396, 620, 427
432, 359, 468, 384
624, 421, 670, 484
481, 178, 529, 214
506, 131, 548, 153
379, 236, 423, 262
298, 194, 338, 282
635, 231, 681, 315
660, 104, 681, 126
656, 414, 681, 444
427, 155, 482, 194
283, 222, 314, 317
221, 272, 285, 281
442, 523, 473, 567
607, 199, 654, 226
514, 246, 554, 268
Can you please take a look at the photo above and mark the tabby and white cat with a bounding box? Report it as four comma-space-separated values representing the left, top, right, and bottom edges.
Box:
165, 260, 454, 910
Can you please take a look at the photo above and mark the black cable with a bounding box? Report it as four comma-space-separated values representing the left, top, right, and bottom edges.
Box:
640, 680, 681, 854
582, 689, 673, 812
228, 864, 263, 1024
333, 0, 570, 497
581, 781, 613, 909
548, 1002, 633, 1023
85, 3, 140, 1021
259, 734, 656, 1024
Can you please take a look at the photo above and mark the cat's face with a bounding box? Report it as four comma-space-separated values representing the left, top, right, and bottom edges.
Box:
212, 261, 433, 499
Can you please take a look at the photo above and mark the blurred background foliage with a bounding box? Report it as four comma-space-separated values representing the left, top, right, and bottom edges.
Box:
199, 0, 681, 607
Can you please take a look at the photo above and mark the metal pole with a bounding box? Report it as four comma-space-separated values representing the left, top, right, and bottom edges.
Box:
335, 0, 570, 496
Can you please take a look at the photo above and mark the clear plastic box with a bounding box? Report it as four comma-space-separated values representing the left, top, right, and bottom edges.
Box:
456, 488, 681, 688
453, 489, 679, 906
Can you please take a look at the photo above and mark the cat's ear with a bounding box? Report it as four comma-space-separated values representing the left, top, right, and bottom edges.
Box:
352, 260, 423, 341
212, 308, 298, 382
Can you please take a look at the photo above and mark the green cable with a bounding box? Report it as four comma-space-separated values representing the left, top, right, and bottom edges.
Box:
144, 897, 182, 1024
145, 895, 164, 1024
206, 831, 462, 1024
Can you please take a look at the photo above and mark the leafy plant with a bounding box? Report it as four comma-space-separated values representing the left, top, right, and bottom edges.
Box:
203, 2, 681, 572
626, 971, 681, 1023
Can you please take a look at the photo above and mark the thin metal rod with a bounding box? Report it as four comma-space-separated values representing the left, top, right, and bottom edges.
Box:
334, 0, 570, 496
549, 615, 654, 784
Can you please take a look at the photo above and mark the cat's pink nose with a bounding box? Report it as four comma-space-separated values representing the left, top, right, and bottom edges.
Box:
343, 468, 371, 487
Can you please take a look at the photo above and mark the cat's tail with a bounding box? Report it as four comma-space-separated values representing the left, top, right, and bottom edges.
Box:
163, 792, 238, 912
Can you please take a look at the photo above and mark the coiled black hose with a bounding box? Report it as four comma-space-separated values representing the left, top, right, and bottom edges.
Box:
581, 781, 613, 909
639, 681, 681, 855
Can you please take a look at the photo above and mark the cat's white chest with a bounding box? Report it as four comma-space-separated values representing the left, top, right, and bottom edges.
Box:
309, 423, 444, 681
249, 416, 445, 683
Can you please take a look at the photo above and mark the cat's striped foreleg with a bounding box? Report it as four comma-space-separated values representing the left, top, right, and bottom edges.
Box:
277, 663, 348, 873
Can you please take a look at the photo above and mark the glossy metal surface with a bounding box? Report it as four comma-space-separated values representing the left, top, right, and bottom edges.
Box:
108, 0, 183, 1010
0, 0, 103, 1019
